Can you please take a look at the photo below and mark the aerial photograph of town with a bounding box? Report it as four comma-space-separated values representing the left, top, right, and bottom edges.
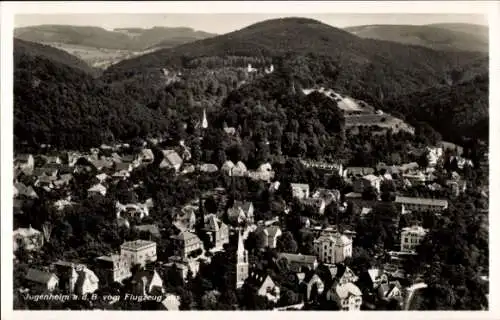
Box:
4, 2, 493, 314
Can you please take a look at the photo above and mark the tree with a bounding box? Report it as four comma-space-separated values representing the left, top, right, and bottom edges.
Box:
362, 186, 378, 201
277, 231, 298, 253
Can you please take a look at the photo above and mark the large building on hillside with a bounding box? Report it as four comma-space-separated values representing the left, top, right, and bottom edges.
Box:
120, 240, 157, 267
313, 232, 353, 264
395, 196, 448, 213
400, 225, 428, 253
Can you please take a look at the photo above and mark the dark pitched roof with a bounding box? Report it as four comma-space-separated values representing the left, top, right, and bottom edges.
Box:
247, 270, 272, 288
25, 268, 57, 284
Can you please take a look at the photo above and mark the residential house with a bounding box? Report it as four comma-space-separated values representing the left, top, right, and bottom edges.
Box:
171, 231, 204, 259
180, 164, 195, 174
119, 154, 141, 168
300, 197, 327, 215
353, 174, 381, 194
221, 160, 235, 176
343, 167, 375, 178
41, 155, 62, 165
159, 150, 183, 172
291, 183, 310, 199
312, 188, 341, 204
173, 205, 197, 232
255, 225, 282, 249
179, 141, 192, 161
326, 282, 363, 311
14, 154, 35, 174
246, 271, 281, 303
130, 268, 164, 296
377, 280, 403, 304
25, 269, 59, 292
398, 162, 419, 173
313, 232, 353, 264
247, 63, 257, 73
14, 183, 38, 199
395, 196, 448, 214
53, 196, 75, 211
33, 165, 59, 178
139, 148, 155, 165
203, 214, 230, 250
95, 254, 132, 284
113, 162, 133, 178
66, 151, 82, 167
88, 183, 107, 197
363, 268, 389, 290
53, 173, 73, 189
300, 160, 343, 177
269, 181, 281, 192
161, 294, 181, 310
199, 163, 218, 173
164, 256, 200, 280
446, 179, 467, 197
34, 175, 57, 189
96, 173, 109, 183
329, 264, 359, 285
300, 273, 325, 302
134, 224, 161, 239
89, 159, 114, 171
248, 163, 275, 181
400, 225, 428, 253
426, 147, 443, 167
13, 226, 44, 252
116, 200, 152, 220
227, 201, 255, 225
53, 262, 99, 295
277, 253, 318, 273
360, 207, 372, 220
224, 126, 236, 135
232, 161, 248, 177
120, 240, 157, 267
402, 172, 427, 184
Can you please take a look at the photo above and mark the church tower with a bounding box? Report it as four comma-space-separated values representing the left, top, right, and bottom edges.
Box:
236, 229, 249, 289
202, 109, 208, 129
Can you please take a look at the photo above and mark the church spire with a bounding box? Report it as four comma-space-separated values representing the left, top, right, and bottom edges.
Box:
202, 109, 208, 129
236, 229, 249, 289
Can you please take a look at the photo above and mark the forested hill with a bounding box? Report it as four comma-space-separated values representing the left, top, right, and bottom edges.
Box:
382, 73, 489, 144
15, 25, 216, 51
345, 24, 488, 53
14, 38, 96, 75
14, 40, 174, 150
106, 17, 487, 99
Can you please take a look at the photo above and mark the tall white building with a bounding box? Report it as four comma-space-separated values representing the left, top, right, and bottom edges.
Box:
313, 232, 353, 264
400, 226, 428, 253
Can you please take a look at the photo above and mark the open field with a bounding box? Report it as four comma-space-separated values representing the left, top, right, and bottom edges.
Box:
41, 42, 158, 69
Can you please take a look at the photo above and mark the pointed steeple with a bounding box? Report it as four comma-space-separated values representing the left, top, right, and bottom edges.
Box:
236, 229, 249, 289
202, 109, 208, 129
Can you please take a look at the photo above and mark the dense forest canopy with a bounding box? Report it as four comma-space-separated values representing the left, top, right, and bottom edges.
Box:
14, 18, 489, 152
344, 23, 489, 53
14, 38, 97, 75
382, 74, 489, 143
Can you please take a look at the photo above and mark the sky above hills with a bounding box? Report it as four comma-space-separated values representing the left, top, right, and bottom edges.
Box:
15, 13, 488, 34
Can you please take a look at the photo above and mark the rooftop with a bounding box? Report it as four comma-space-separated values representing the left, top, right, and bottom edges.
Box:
279, 253, 317, 264
121, 239, 156, 250
395, 196, 448, 207
25, 268, 57, 284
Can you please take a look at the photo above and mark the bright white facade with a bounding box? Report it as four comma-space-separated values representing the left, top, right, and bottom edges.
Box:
400, 226, 428, 253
